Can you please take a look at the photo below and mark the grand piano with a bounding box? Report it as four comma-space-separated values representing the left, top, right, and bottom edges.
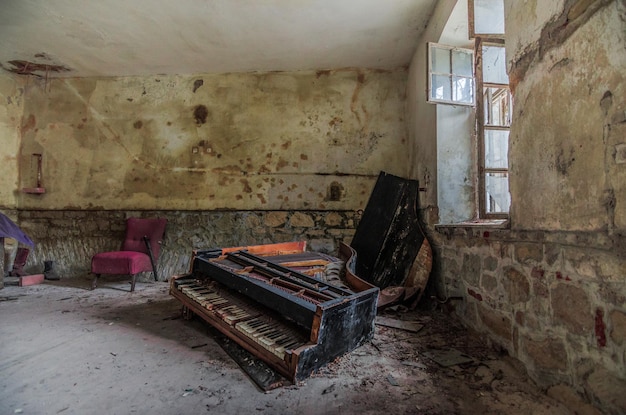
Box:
170, 241, 379, 383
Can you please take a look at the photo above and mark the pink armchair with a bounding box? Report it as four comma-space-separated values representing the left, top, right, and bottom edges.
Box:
91, 217, 167, 292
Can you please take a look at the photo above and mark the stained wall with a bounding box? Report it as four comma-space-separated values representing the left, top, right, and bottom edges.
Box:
0, 72, 23, 208
17, 69, 408, 211
431, 1, 626, 413
4, 68, 408, 278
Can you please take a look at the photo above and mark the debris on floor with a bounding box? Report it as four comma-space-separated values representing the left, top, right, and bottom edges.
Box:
0, 280, 576, 415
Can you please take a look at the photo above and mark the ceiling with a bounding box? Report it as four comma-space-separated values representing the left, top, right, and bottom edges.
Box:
0, 0, 438, 79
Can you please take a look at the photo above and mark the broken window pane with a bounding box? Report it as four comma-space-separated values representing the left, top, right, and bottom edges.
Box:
485, 172, 510, 213
484, 129, 509, 169
473, 0, 505, 36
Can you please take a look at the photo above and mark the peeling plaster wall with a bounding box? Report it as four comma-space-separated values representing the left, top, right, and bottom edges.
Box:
0, 72, 23, 208
18, 69, 408, 211
507, 0, 625, 232
433, 1, 626, 413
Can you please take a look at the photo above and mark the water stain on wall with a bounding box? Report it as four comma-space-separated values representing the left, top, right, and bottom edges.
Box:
193, 105, 209, 125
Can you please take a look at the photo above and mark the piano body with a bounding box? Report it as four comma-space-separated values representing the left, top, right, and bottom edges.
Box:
170, 241, 379, 382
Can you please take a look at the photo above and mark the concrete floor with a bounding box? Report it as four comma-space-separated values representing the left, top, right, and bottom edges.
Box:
1, 277, 581, 415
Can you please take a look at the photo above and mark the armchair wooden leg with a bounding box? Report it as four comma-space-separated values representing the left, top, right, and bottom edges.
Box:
130, 274, 137, 292
91, 274, 100, 290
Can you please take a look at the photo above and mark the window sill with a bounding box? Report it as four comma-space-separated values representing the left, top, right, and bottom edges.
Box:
435, 219, 509, 230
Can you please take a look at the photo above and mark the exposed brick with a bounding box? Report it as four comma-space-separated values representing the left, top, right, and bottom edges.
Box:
483, 256, 498, 271
503, 266, 531, 304
586, 367, 626, 414
609, 309, 626, 345
264, 212, 287, 227
551, 283, 593, 334
515, 243, 543, 263
477, 305, 512, 342
19, 274, 45, 286
289, 212, 314, 227
544, 244, 561, 266
523, 336, 568, 371
462, 253, 481, 286
324, 212, 343, 227
244, 214, 261, 229
481, 273, 498, 295
531, 266, 545, 280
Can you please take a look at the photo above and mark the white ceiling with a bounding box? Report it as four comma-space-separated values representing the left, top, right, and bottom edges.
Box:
0, 0, 438, 79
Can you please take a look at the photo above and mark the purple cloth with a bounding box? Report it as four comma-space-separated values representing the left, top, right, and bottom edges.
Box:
0, 213, 34, 247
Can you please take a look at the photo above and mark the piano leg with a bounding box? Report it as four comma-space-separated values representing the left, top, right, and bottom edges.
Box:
182, 305, 194, 320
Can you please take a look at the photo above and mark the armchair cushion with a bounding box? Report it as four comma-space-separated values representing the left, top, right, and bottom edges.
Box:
91, 251, 152, 276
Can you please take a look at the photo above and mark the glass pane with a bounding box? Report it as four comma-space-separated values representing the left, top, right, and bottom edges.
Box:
485, 172, 510, 213
483, 45, 508, 84
452, 50, 473, 77
432, 74, 452, 101
432, 46, 450, 74
484, 129, 509, 168
474, 0, 505, 35
452, 76, 474, 104
483, 87, 512, 126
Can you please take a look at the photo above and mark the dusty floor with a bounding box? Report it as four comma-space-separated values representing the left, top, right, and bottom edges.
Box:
1, 277, 574, 415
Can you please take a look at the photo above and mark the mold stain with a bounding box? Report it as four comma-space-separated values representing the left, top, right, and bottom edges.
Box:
240, 179, 252, 193
21, 114, 36, 133
300, 154, 308, 160
257, 194, 267, 204
193, 79, 204, 93
556, 147, 575, 175
281, 141, 292, 149
276, 158, 289, 170
193, 105, 209, 125
316, 70, 331, 78
133, 120, 143, 129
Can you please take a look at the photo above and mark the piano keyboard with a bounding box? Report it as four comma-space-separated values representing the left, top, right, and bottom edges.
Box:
176, 280, 308, 359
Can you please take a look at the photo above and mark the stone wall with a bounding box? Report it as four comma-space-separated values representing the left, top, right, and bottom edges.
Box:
434, 227, 626, 413
15, 209, 359, 281
424, 2, 626, 413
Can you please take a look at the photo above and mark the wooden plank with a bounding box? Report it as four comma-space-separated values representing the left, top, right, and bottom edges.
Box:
375, 316, 423, 333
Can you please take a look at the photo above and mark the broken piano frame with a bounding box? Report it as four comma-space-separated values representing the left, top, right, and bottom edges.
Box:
170, 242, 379, 382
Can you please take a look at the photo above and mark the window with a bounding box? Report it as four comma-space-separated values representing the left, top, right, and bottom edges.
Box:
430, 0, 510, 220
469, 0, 505, 39
428, 43, 475, 106
476, 39, 510, 217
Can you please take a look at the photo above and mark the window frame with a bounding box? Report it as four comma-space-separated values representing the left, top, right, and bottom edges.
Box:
468, 0, 506, 40
427, 42, 476, 107
475, 37, 510, 219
